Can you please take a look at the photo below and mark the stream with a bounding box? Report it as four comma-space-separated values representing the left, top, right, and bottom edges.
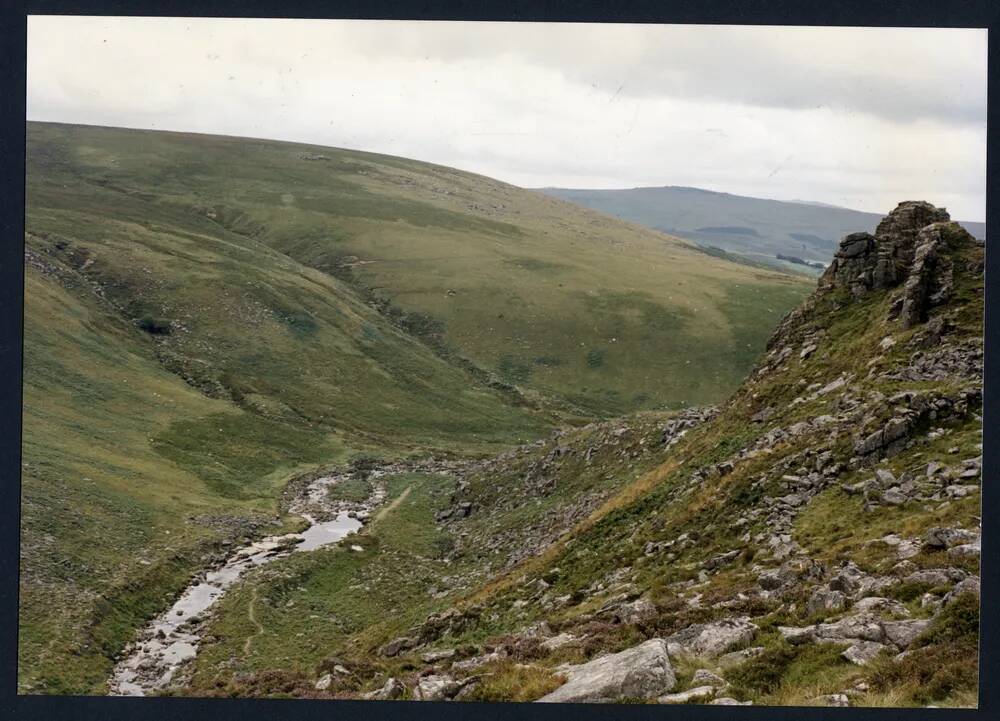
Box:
107, 465, 397, 696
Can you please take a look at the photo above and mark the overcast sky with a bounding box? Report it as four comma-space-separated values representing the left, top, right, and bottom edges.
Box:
27, 17, 988, 221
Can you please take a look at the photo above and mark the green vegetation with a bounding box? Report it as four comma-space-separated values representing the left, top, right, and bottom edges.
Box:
20, 122, 980, 708
21, 123, 564, 693
28, 122, 810, 418
185, 473, 457, 693
185, 215, 979, 706
20, 123, 810, 693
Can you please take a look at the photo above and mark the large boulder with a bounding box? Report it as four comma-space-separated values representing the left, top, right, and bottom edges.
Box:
537, 638, 676, 703
665, 617, 758, 657
925, 527, 979, 549
842, 641, 888, 666
882, 619, 931, 649
413, 674, 468, 701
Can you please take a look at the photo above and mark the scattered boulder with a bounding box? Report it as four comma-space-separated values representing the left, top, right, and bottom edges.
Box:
452, 648, 507, 671
659, 685, 716, 704
943, 576, 981, 606
536, 638, 676, 703
777, 626, 816, 645
692, 669, 727, 688
665, 617, 758, 657
842, 641, 888, 666
421, 649, 456, 664
413, 674, 466, 701
854, 597, 908, 617
806, 589, 847, 616
602, 597, 657, 625
882, 620, 931, 649
904, 568, 967, 587
925, 527, 979, 549
380, 636, 418, 657
540, 633, 580, 652
717, 647, 765, 669
947, 540, 980, 559
704, 550, 740, 571
364, 677, 406, 700
781, 613, 886, 646
816, 693, 851, 707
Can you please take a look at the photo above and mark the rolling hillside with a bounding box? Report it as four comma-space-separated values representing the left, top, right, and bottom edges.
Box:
20, 122, 810, 693
28, 123, 811, 417
540, 186, 986, 273
21, 126, 552, 693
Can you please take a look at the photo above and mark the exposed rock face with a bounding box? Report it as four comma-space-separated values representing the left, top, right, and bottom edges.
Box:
827, 231, 878, 295
537, 638, 676, 703
819, 201, 975, 329
871, 201, 951, 289
898, 223, 956, 328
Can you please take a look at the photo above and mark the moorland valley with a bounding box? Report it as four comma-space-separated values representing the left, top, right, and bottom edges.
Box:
20, 122, 982, 707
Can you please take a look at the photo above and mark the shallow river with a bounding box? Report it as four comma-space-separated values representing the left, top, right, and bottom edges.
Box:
108, 470, 372, 696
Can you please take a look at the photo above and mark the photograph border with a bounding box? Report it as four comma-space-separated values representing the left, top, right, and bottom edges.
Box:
1, 1, 997, 719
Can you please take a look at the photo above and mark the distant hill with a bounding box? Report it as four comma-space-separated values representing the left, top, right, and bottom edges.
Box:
539, 185, 986, 272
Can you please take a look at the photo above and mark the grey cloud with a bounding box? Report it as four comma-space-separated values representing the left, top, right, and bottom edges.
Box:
25, 17, 987, 221
331, 22, 987, 125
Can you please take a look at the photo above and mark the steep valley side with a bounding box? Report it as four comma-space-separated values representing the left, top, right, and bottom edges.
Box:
176, 202, 983, 708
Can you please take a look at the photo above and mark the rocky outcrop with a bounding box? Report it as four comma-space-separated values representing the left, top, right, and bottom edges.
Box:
818, 201, 976, 329
345, 202, 982, 707
537, 638, 676, 703
898, 223, 956, 328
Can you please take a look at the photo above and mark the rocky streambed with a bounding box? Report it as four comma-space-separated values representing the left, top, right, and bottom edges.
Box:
107, 460, 448, 696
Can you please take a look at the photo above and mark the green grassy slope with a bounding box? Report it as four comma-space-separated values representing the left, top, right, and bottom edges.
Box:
19, 121, 809, 694
20, 126, 554, 692
184, 214, 983, 707
428, 222, 984, 707
28, 122, 810, 417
